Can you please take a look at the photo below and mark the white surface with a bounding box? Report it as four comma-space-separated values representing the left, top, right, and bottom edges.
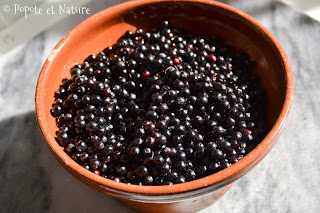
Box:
0, 0, 92, 54
280, 0, 320, 22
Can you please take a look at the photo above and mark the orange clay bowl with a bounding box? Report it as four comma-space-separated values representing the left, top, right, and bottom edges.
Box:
35, 0, 293, 212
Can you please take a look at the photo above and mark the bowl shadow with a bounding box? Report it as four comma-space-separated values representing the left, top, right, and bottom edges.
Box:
0, 112, 135, 213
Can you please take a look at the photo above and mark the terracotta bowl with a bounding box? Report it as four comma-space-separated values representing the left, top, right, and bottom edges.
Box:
35, 0, 294, 212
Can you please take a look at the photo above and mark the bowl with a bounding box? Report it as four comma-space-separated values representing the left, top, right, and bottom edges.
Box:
35, 0, 294, 212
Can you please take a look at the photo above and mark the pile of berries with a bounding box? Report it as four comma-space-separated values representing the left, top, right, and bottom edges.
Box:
51, 21, 267, 185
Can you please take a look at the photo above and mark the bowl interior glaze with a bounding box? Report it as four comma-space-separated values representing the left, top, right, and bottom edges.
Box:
36, 0, 293, 196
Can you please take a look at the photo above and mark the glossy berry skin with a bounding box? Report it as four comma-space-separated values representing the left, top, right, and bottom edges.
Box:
142, 70, 151, 79
51, 21, 267, 186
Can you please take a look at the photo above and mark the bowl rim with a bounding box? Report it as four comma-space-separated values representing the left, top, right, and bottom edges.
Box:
35, 0, 294, 195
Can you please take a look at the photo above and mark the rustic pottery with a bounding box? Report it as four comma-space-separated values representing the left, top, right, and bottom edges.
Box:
35, 0, 294, 212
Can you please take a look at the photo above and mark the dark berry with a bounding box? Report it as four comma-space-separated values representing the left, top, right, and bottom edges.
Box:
51, 21, 267, 186
142, 70, 151, 79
